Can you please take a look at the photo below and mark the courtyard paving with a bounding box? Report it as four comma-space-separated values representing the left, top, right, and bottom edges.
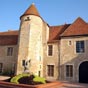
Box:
59, 81, 88, 88
0, 76, 10, 81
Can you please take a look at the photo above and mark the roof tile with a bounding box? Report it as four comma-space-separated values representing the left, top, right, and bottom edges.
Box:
0, 30, 18, 45
20, 3, 40, 18
60, 17, 88, 37
48, 24, 70, 43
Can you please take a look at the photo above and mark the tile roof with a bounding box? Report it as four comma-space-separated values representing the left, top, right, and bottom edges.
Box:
0, 30, 18, 45
48, 24, 70, 43
60, 17, 88, 37
0, 30, 18, 36
0, 17, 88, 44
20, 3, 40, 18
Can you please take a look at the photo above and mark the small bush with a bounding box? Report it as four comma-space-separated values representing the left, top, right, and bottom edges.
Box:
10, 74, 46, 85
10, 74, 30, 84
2, 70, 12, 76
33, 75, 46, 84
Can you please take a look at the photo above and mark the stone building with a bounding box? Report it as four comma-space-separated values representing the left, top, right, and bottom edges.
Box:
0, 3, 88, 83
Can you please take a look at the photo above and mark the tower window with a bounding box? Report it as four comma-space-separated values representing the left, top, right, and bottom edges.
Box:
38, 71, 41, 77
25, 17, 30, 21
22, 60, 26, 66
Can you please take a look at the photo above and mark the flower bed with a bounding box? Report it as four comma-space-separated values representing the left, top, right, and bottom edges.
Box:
1, 74, 63, 88
10, 74, 46, 85
0, 80, 62, 88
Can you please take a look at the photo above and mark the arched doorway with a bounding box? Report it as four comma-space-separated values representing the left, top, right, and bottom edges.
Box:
79, 61, 88, 83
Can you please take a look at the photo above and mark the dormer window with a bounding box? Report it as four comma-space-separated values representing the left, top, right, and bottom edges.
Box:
25, 17, 30, 21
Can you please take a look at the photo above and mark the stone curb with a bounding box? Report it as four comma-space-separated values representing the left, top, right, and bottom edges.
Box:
0, 81, 63, 88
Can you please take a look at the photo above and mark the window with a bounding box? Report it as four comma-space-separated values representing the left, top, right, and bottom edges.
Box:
0, 63, 3, 73
25, 17, 30, 21
38, 71, 41, 77
68, 41, 72, 45
39, 56, 41, 61
40, 65, 41, 69
12, 63, 15, 74
7, 47, 13, 56
76, 41, 85, 53
48, 45, 53, 56
47, 65, 54, 77
22, 60, 26, 66
66, 65, 73, 77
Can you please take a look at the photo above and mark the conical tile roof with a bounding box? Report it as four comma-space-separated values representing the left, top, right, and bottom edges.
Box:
20, 3, 40, 18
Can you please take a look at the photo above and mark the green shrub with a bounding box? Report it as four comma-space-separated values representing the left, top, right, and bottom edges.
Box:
11, 74, 46, 84
33, 75, 46, 84
2, 70, 12, 76
10, 74, 30, 84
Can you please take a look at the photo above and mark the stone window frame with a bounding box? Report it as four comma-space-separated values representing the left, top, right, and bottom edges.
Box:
12, 62, 16, 74
47, 64, 54, 77
65, 64, 74, 78
75, 40, 85, 54
68, 40, 72, 46
39, 64, 42, 69
7, 47, 13, 56
47, 44, 53, 56
38, 70, 41, 77
22, 60, 26, 66
24, 17, 30, 21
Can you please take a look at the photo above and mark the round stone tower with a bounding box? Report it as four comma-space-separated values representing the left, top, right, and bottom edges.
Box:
16, 3, 45, 76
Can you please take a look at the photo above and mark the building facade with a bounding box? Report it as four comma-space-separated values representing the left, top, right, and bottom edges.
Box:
0, 3, 88, 83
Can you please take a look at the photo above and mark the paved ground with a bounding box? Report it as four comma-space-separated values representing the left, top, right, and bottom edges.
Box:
0, 76, 10, 81
0, 76, 88, 88
59, 81, 88, 88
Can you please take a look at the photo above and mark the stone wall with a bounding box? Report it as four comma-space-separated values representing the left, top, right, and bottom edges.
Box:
0, 45, 17, 74
43, 42, 60, 80
60, 36, 88, 82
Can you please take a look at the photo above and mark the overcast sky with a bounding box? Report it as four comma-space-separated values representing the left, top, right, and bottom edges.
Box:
0, 0, 88, 31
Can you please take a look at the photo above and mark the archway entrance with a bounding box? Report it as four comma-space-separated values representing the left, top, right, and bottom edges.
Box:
79, 61, 88, 83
